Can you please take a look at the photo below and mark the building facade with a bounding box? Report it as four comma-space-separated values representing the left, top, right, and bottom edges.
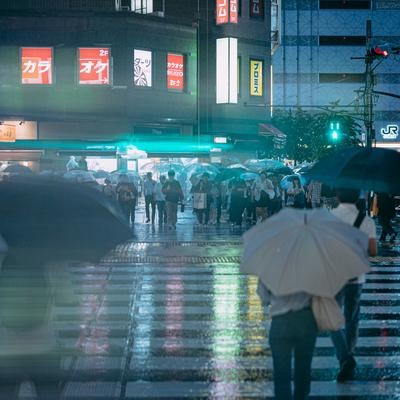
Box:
0, 0, 271, 163
272, 0, 400, 148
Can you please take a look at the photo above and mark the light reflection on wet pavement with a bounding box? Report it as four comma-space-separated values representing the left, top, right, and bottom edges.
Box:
13, 210, 400, 398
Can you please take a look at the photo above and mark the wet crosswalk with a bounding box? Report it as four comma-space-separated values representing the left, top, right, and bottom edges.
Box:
5, 213, 400, 399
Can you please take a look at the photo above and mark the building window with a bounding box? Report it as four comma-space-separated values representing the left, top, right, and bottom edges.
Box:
319, 36, 366, 46
319, 0, 371, 9
319, 73, 365, 83
132, 0, 153, 13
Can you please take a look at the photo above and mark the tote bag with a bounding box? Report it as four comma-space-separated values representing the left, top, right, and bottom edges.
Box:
312, 296, 345, 331
193, 193, 207, 210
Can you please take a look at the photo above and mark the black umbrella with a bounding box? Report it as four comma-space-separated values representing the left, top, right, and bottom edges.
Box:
3, 164, 33, 174
306, 147, 400, 194
0, 178, 133, 262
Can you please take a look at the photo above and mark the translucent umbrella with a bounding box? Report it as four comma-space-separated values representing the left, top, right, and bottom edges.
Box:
186, 163, 220, 178
241, 208, 370, 298
240, 172, 259, 181
63, 170, 96, 183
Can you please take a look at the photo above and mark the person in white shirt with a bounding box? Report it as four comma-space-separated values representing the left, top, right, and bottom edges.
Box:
330, 187, 377, 382
154, 175, 167, 226
143, 172, 156, 224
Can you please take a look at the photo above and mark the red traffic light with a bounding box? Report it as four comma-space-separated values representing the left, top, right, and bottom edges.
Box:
371, 46, 389, 58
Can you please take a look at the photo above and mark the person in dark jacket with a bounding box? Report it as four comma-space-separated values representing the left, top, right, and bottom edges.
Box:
377, 193, 397, 244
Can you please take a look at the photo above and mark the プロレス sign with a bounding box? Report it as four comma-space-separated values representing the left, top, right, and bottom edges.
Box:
250, 59, 263, 96
21, 47, 53, 85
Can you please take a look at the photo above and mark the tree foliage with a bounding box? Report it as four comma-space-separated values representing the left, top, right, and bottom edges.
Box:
265, 106, 362, 163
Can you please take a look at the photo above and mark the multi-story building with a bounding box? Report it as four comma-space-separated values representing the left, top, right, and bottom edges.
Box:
272, 0, 400, 149
0, 0, 271, 167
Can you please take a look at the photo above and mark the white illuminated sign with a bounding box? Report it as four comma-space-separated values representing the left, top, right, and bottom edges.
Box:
381, 125, 399, 140
214, 136, 228, 144
134, 49, 152, 87
216, 37, 238, 104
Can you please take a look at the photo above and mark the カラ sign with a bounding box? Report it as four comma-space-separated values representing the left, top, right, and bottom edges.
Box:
21, 47, 53, 85
250, 59, 263, 96
78, 48, 110, 85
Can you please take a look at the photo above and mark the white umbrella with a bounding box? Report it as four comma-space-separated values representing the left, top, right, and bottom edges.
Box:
241, 208, 370, 298
63, 170, 96, 183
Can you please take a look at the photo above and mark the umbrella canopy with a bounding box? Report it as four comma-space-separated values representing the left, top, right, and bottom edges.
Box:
63, 170, 96, 183
0, 178, 133, 262
3, 164, 33, 174
306, 147, 400, 194
270, 166, 293, 175
185, 163, 219, 178
240, 172, 259, 181
216, 167, 247, 181
280, 174, 306, 190
156, 162, 186, 174
245, 159, 286, 173
93, 170, 110, 179
241, 208, 370, 298
109, 170, 142, 187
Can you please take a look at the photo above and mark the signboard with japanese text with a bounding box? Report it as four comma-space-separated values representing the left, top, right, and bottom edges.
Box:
78, 48, 110, 85
230, 0, 238, 23
216, 0, 229, 24
216, 0, 238, 24
167, 53, 184, 91
250, 0, 264, 18
21, 47, 53, 85
134, 49, 152, 87
250, 59, 263, 96
0, 124, 16, 142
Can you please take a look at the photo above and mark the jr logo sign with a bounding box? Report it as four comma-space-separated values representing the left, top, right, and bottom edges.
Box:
381, 125, 399, 140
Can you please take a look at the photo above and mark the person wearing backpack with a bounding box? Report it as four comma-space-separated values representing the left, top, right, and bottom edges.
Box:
330, 188, 377, 382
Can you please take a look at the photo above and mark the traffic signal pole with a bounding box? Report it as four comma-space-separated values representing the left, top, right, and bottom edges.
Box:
364, 20, 374, 148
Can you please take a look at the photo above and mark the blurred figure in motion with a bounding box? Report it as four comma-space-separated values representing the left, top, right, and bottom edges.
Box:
286, 177, 306, 209
116, 174, 138, 225
0, 248, 75, 399
229, 178, 247, 227
377, 192, 397, 244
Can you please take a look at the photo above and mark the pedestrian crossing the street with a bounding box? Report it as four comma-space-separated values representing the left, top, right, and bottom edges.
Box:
8, 222, 400, 399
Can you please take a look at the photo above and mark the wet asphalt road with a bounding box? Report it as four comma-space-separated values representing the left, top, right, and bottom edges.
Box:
8, 208, 400, 399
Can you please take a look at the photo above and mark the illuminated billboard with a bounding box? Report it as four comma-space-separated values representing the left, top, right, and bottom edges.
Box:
78, 48, 110, 85
134, 49, 152, 87
250, 59, 263, 96
216, 38, 238, 104
167, 53, 184, 91
21, 47, 53, 85
216, 0, 238, 24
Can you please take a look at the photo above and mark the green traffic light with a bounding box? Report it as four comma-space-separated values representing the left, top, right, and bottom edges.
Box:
328, 122, 341, 142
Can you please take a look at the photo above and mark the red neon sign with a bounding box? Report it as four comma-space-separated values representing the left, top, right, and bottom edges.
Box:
78, 48, 110, 85
21, 47, 53, 85
167, 54, 184, 91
